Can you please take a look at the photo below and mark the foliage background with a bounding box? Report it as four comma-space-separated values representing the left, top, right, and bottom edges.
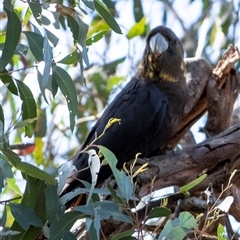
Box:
0, 0, 239, 239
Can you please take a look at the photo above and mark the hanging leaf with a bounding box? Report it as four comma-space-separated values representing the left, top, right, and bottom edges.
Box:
24, 31, 44, 62
52, 65, 78, 132
94, 0, 122, 34
0, 7, 21, 71
15, 80, 37, 137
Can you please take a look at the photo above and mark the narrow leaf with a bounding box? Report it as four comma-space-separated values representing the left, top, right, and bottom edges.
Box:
0, 8, 21, 71
180, 174, 207, 195
1, 149, 55, 185
15, 80, 37, 137
0, 69, 18, 95
52, 66, 78, 131
44, 184, 59, 224
0, 153, 13, 192
146, 207, 171, 221
57, 50, 78, 65
28, 0, 42, 24
94, 0, 122, 34
86, 30, 109, 46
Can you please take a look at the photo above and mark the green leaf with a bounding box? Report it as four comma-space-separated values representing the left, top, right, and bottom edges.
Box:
107, 184, 123, 204
42, 4, 60, 47
217, 223, 227, 240
14, 118, 38, 129
86, 30, 109, 46
103, 57, 125, 75
36, 38, 53, 104
9, 203, 43, 230
66, 8, 88, 48
98, 145, 135, 202
57, 50, 78, 65
74, 200, 132, 224
24, 31, 44, 62
127, 17, 146, 39
1, 149, 56, 185
7, 177, 22, 195
82, 0, 94, 10
0, 153, 13, 193
94, 0, 122, 34
110, 230, 135, 240
146, 207, 171, 221
106, 76, 125, 91
158, 212, 197, 240
62, 231, 76, 240
23, 7, 32, 26
180, 174, 207, 195
133, 0, 144, 23
3, 0, 14, 11
42, 37, 53, 88
52, 65, 78, 132
9, 175, 46, 240
49, 212, 86, 240
44, 184, 59, 224
15, 44, 29, 55
0, 205, 7, 227
0, 69, 18, 95
0, 8, 22, 71
15, 80, 37, 137
0, 105, 4, 136
28, 0, 42, 24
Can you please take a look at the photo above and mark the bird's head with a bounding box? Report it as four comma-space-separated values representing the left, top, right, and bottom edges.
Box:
136, 26, 186, 84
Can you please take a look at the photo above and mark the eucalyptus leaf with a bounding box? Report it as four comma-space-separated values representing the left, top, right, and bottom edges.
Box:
94, 0, 122, 34
9, 203, 43, 230
0, 7, 21, 71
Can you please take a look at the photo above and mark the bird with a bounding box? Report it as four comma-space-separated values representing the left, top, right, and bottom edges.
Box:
61, 25, 188, 207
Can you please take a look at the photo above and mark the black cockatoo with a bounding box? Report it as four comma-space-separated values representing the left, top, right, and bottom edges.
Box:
61, 26, 188, 207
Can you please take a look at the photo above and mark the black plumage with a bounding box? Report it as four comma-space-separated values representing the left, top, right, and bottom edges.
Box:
61, 26, 188, 207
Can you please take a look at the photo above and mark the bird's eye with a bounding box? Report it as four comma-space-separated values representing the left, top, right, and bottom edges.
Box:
92, 154, 96, 157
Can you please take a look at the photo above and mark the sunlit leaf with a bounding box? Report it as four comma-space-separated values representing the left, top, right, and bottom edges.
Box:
7, 178, 22, 195
33, 137, 44, 165
127, 16, 146, 39
57, 50, 78, 65
94, 0, 122, 34
180, 174, 207, 195
217, 223, 227, 240
86, 30, 109, 46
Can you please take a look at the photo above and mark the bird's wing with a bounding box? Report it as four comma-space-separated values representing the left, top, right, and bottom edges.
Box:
74, 76, 167, 172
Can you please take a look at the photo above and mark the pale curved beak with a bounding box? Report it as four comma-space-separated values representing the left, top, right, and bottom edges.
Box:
149, 33, 169, 54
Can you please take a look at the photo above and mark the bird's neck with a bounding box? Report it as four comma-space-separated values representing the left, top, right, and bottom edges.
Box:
135, 61, 185, 84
